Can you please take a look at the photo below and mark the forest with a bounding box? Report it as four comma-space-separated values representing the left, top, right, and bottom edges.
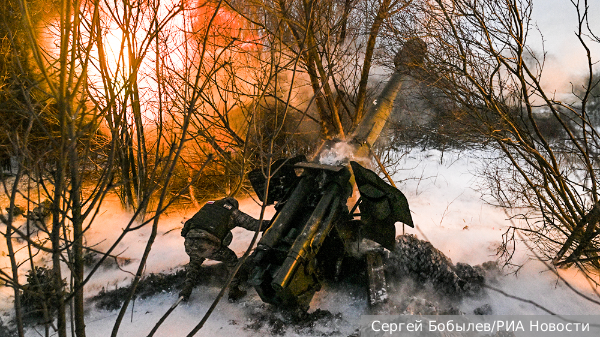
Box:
1, 0, 600, 336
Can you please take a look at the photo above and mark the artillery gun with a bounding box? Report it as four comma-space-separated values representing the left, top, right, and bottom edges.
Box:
146, 38, 427, 337
247, 38, 427, 311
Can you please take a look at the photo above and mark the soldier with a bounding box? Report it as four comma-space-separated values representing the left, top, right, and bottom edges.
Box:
179, 197, 269, 302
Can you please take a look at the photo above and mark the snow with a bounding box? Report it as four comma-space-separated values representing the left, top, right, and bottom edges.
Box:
395, 148, 507, 265
2, 148, 600, 336
394, 148, 600, 316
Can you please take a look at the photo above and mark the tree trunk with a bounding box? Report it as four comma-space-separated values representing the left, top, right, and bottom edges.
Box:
353, 0, 392, 127
4, 211, 25, 337
557, 203, 600, 266
69, 141, 86, 337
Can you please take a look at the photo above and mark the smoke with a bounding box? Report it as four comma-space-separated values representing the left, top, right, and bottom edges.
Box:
318, 142, 361, 166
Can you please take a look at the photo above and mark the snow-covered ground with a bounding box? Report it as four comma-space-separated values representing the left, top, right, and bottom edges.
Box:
2, 148, 600, 336
394, 149, 600, 316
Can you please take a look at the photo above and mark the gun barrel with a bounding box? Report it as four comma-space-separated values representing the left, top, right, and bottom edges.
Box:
258, 177, 312, 250
310, 196, 341, 251
350, 71, 406, 153
271, 183, 340, 291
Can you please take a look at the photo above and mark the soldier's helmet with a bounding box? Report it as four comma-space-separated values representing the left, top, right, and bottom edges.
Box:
222, 197, 239, 209
185, 229, 206, 239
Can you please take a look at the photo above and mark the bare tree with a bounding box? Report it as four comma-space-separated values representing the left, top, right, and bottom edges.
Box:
219, 0, 415, 140
405, 0, 600, 274
0, 1, 225, 336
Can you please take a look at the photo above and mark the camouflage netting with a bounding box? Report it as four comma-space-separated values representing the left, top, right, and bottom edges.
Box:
385, 234, 487, 299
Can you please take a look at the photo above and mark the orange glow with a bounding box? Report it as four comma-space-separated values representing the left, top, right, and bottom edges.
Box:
42, 0, 261, 126
190, 1, 260, 51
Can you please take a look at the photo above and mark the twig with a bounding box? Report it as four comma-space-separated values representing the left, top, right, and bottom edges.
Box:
516, 230, 600, 307
483, 284, 556, 314
484, 284, 600, 328
146, 296, 183, 337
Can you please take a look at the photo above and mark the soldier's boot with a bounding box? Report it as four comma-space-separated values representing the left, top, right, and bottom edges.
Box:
227, 268, 247, 302
227, 284, 247, 303
180, 256, 206, 302
179, 282, 194, 301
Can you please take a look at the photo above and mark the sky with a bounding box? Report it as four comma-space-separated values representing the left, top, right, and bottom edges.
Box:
531, 0, 600, 95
